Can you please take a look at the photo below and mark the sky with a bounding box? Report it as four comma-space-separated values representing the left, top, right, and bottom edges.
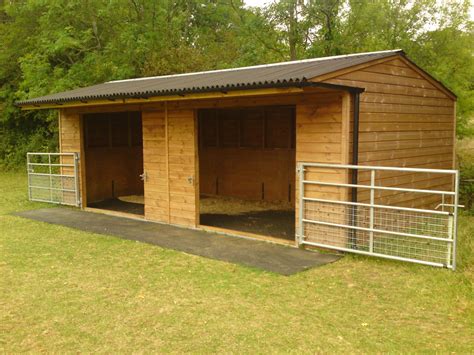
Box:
244, 0, 270, 7
243, 0, 474, 20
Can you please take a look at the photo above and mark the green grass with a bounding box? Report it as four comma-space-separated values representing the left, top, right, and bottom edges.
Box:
0, 171, 472, 353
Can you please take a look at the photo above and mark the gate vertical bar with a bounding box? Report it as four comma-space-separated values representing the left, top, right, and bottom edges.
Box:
298, 163, 304, 245
369, 169, 375, 253
26, 152, 80, 207
74, 152, 80, 207
60, 154, 64, 203
447, 211, 453, 267
297, 162, 458, 270
452, 170, 460, 270
27, 153, 32, 201
48, 154, 53, 202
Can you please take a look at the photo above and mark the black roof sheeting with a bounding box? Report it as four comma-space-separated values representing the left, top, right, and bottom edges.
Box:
17, 50, 407, 106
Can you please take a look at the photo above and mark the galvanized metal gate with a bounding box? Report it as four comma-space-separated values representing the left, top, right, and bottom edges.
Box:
297, 163, 459, 270
27, 152, 80, 207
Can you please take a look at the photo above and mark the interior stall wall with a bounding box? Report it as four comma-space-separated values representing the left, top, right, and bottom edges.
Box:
199, 106, 295, 203
143, 108, 198, 227
83, 112, 143, 203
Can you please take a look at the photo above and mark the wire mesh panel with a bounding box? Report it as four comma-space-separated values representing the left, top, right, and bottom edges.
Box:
27, 152, 80, 207
297, 163, 459, 269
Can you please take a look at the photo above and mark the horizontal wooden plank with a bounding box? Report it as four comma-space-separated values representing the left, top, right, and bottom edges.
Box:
296, 152, 342, 163
325, 78, 449, 99
338, 70, 437, 90
359, 130, 453, 142
297, 111, 342, 123
362, 62, 423, 79
359, 112, 454, 123
358, 173, 453, 191
361, 92, 453, 107
142, 119, 164, 127
359, 145, 453, 161
144, 207, 168, 222
358, 138, 453, 152
360, 153, 453, 166
296, 123, 342, 133
145, 198, 169, 208
294, 142, 341, 153
297, 132, 342, 143
384, 58, 408, 68
360, 102, 454, 115
359, 122, 453, 132
169, 215, 195, 227
143, 141, 166, 150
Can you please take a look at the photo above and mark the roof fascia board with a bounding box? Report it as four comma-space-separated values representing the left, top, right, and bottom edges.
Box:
20, 82, 362, 111
20, 87, 306, 110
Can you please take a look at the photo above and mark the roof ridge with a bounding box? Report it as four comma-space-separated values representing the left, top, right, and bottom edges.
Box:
108, 49, 403, 84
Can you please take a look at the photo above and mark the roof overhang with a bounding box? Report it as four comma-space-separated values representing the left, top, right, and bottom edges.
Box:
18, 81, 364, 110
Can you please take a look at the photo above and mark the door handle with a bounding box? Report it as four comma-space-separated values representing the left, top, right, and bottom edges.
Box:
139, 172, 147, 182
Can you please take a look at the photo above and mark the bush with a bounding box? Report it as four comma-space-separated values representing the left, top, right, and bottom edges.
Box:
457, 139, 474, 215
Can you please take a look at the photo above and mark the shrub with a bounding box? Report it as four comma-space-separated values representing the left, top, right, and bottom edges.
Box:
457, 138, 474, 215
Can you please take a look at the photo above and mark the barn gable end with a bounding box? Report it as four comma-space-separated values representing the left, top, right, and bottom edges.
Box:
312, 55, 456, 208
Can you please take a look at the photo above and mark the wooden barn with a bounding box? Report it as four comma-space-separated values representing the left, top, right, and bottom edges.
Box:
18, 50, 459, 266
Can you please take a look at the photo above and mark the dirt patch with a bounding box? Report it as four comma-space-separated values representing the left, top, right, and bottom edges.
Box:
200, 195, 295, 240
99, 195, 296, 240
200, 195, 292, 215
119, 195, 144, 204
89, 198, 144, 215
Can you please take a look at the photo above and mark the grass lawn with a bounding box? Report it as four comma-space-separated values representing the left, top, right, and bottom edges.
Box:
0, 171, 473, 353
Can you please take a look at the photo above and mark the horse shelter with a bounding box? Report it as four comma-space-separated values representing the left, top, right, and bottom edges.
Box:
18, 50, 461, 269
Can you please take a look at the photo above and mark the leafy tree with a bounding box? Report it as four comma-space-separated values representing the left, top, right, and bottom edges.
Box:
255, 0, 473, 137
0, 0, 472, 168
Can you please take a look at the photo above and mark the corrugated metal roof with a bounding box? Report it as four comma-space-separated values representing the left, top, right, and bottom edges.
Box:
17, 50, 402, 106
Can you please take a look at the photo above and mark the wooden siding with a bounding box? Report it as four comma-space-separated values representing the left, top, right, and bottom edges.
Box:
59, 109, 85, 206
142, 108, 198, 227
142, 110, 168, 222
295, 94, 349, 246
319, 56, 456, 208
168, 109, 198, 226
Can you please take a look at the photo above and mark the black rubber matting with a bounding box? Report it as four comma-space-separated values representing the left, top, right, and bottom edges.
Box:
13, 208, 341, 275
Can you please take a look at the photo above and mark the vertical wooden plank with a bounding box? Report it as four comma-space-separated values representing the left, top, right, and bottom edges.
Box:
340, 92, 351, 202
78, 114, 87, 207
451, 102, 457, 204
193, 110, 200, 225
58, 110, 62, 154
452, 102, 457, 170
295, 95, 348, 247
167, 108, 198, 227
142, 109, 168, 222
165, 103, 170, 223
59, 109, 85, 207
